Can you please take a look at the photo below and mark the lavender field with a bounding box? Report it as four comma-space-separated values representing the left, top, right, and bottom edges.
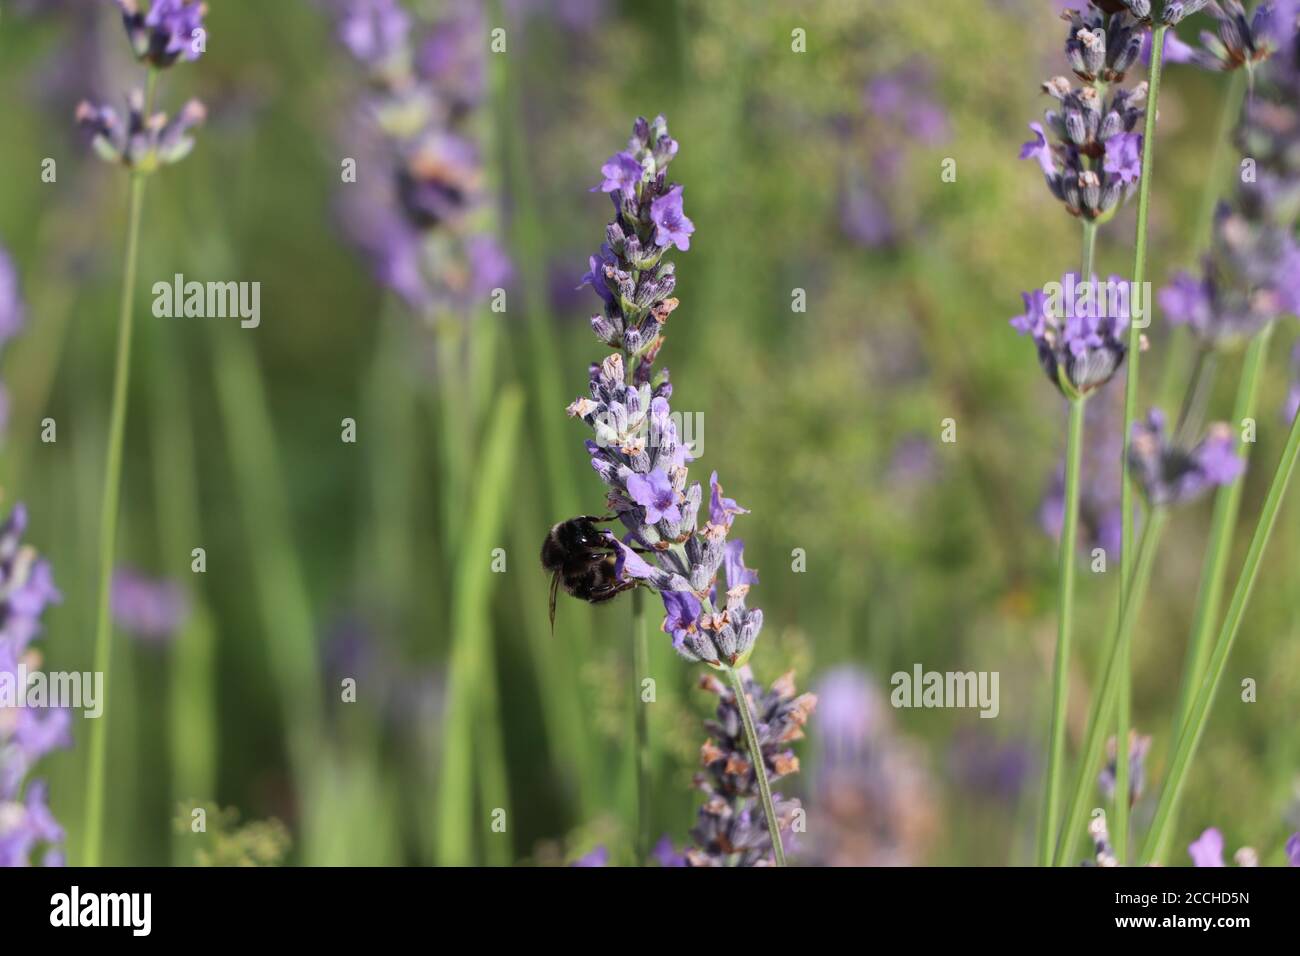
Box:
1, 0, 1299, 873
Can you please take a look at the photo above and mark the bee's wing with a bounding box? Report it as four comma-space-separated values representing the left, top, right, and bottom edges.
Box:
548, 570, 561, 636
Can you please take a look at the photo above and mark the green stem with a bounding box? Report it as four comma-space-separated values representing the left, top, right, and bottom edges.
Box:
1054, 508, 1169, 866
82, 168, 148, 868
725, 666, 786, 867
1141, 388, 1300, 866
632, 588, 652, 864
149, 326, 218, 842
1173, 328, 1272, 744
434, 387, 524, 865
1108, 21, 1167, 869
1038, 395, 1088, 865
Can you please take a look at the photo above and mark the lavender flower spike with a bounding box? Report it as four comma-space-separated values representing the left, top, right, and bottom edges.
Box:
0, 504, 69, 867
1009, 273, 1130, 398
115, 0, 207, 68
1127, 409, 1245, 507
686, 670, 816, 867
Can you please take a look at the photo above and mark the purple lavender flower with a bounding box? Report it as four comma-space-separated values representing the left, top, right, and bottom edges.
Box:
1287, 832, 1300, 866
330, 0, 509, 313
110, 568, 190, 644
594, 151, 645, 200
0, 504, 68, 868
76, 94, 206, 172
115, 0, 207, 68
1022, 77, 1147, 220
1128, 409, 1245, 507
686, 670, 816, 867
840, 59, 950, 249
337, 0, 410, 69
564, 117, 770, 668
650, 185, 694, 251
626, 468, 681, 525
1103, 131, 1143, 185
1189, 827, 1226, 867
1010, 272, 1131, 397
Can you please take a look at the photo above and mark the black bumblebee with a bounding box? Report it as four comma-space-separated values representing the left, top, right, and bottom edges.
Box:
541, 515, 642, 631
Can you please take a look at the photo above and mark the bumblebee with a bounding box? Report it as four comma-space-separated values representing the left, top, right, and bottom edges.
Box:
541, 516, 641, 631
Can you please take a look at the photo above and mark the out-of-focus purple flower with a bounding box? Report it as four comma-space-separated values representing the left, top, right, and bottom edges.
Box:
0, 503, 67, 867
116, 0, 207, 68
416, 1, 486, 112
803, 667, 936, 866
569, 845, 608, 867
338, 0, 410, 69
1141, 23, 1200, 65
949, 730, 1035, 806
466, 234, 513, 298
1098, 731, 1152, 805
593, 151, 644, 200
839, 179, 895, 248
0, 247, 25, 347
1286, 832, 1300, 866
1041, 394, 1126, 558
1189, 827, 1226, 867
396, 132, 481, 228
1155, 0, 1299, 72
110, 568, 189, 644
652, 835, 686, 867
650, 185, 694, 251
864, 61, 950, 146
1128, 409, 1244, 507
1010, 273, 1131, 397
77, 94, 207, 171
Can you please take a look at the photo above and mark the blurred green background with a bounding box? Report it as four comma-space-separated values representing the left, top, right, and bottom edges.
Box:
1, 0, 1297, 866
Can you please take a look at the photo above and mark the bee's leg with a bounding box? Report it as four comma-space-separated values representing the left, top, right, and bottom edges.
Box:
586, 577, 642, 603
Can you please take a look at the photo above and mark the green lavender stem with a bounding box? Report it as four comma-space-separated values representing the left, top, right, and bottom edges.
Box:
632, 588, 652, 864
725, 666, 786, 867
1055, 508, 1169, 866
1173, 327, 1273, 743
1141, 393, 1300, 866
83, 163, 149, 868
149, 327, 218, 840
1039, 393, 1088, 866
1108, 21, 1167, 868
435, 386, 523, 865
